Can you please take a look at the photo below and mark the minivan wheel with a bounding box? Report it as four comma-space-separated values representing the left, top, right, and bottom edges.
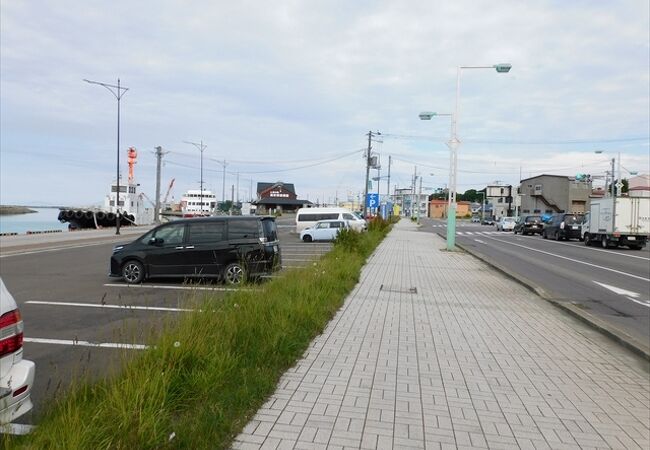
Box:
122, 260, 144, 284
223, 263, 246, 285
302, 235, 313, 243
555, 231, 561, 241
542, 231, 548, 239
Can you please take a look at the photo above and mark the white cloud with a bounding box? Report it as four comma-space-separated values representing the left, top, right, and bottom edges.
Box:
1, 0, 648, 205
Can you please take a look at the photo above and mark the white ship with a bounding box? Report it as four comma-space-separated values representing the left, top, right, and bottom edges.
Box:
180, 189, 216, 217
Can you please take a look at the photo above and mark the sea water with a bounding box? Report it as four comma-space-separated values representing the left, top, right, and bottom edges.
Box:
0, 208, 69, 234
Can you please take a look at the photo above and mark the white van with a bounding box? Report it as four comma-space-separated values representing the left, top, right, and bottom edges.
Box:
295, 207, 366, 233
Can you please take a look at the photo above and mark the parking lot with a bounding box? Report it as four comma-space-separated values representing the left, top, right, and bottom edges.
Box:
0, 214, 331, 425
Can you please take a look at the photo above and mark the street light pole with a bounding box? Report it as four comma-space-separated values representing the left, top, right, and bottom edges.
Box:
447, 63, 511, 250
84, 78, 129, 235
184, 140, 207, 214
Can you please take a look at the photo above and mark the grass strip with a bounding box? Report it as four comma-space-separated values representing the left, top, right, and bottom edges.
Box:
9, 220, 392, 449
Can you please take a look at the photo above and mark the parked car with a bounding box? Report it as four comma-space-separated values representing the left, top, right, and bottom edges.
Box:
471, 216, 481, 223
481, 217, 495, 225
513, 215, 543, 235
295, 207, 366, 233
300, 219, 349, 242
542, 213, 584, 241
0, 278, 35, 425
110, 216, 281, 285
496, 217, 517, 232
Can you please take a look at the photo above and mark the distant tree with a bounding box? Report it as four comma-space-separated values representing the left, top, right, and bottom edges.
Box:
458, 189, 478, 202
622, 178, 629, 194
429, 188, 447, 201
218, 200, 233, 212
458, 189, 487, 203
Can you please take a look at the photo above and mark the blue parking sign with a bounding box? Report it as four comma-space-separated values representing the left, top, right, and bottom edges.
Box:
366, 193, 379, 208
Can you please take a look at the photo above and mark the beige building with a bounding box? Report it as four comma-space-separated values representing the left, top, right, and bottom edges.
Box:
519, 174, 592, 215
428, 200, 471, 218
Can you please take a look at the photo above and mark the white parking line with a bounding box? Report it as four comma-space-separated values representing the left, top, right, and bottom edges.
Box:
25, 300, 194, 312
0, 423, 37, 435
103, 283, 247, 291
0, 241, 116, 258
24, 337, 148, 350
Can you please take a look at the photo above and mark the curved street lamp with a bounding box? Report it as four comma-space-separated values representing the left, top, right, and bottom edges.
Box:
420, 64, 511, 250
84, 78, 129, 235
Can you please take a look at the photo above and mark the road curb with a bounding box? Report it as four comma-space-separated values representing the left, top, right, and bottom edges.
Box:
451, 237, 650, 361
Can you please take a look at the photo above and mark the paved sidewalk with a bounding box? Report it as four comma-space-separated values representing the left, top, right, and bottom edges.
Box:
234, 220, 650, 449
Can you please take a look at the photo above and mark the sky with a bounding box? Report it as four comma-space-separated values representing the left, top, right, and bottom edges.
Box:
1, 0, 649, 207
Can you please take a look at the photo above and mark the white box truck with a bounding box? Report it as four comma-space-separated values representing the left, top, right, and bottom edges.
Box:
581, 197, 649, 249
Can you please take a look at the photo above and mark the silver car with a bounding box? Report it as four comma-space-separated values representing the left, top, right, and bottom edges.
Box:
496, 217, 517, 232
300, 219, 349, 242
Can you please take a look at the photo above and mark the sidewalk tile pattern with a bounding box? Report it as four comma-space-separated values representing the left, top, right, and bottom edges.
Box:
234, 220, 650, 449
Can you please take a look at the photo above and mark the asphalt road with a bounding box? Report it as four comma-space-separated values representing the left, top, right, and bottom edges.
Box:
421, 218, 650, 346
0, 215, 329, 425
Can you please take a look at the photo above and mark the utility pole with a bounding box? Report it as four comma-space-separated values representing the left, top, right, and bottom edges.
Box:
153, 146, 169, 224
236, 172, 240, 205
412, 166, 417, 219
507, 185, 513, 217
386, 155, 391, 202
221, 160, 228, 204
363, 131, 372, 218
417, 176, 423, 224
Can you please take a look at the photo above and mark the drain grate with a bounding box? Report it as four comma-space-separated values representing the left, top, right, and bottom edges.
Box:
379, 284, 417, 294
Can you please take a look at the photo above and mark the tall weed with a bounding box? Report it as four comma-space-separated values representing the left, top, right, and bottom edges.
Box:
12, 225, 392, 450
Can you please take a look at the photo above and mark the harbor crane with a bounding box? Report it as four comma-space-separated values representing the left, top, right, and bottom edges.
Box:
163, 178, 175, 205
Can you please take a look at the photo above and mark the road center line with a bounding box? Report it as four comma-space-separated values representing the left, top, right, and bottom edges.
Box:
512, 233, 650, 261
24, 337, 148, 350
25, 300, 194, 312
477, 235, 650, 282
626, 297, 650, 307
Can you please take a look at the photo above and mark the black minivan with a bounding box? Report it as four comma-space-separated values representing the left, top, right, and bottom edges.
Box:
542, 213, 584, 241
109, 216, 281, 284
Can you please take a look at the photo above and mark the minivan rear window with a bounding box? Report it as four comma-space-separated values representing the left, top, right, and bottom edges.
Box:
229, 220, 259, 239
564, 215, 583, 225
261, 219, 277, 242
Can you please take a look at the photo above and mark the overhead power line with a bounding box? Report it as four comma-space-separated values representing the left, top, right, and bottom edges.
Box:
382, 133, 650, 145
165, 148, 364, 175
